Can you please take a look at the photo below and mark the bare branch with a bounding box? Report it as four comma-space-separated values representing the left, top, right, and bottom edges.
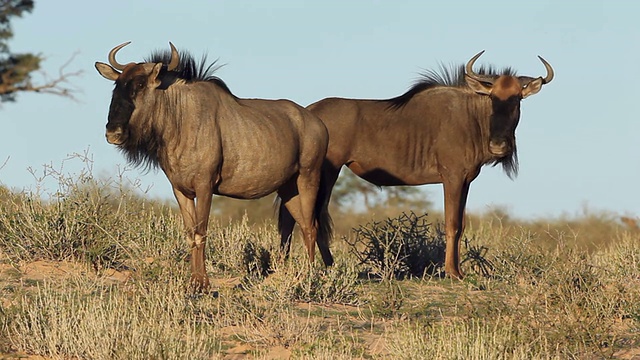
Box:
0, 51, 83, 101
0, 156, 8, 171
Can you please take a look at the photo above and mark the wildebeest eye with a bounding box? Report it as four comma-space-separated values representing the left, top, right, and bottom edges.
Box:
129, 80, 145, 96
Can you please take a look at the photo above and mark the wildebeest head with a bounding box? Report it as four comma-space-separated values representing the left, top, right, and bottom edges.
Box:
94, 42, 180, 145
464, 51, 554, 158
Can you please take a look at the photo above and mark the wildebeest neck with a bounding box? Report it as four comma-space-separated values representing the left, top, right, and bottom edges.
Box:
113, 90, 179, 172
117, 82, 227, 173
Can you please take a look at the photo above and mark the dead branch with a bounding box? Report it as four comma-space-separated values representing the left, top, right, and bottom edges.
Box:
0, 156, 8, 171
0, 51, 83, 101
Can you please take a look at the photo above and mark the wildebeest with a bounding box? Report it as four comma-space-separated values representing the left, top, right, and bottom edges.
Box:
278, 51, 554, 279
95, 42, 330, 291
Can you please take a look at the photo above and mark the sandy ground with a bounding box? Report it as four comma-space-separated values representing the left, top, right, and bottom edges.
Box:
2, 258, 640, 359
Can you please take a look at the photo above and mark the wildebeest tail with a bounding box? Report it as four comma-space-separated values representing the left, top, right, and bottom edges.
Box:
315, 170, 334, 266
274, 170, 334, 266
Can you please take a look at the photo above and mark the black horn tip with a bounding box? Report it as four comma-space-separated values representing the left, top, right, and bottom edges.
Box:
466, 50, 486, 66
470, 50, 486, 61
112, 41, 132, 51
537, 55, 549, 65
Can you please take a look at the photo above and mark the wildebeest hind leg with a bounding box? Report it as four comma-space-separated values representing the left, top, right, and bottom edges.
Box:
296, 170, 322, 264
278, 175, 319, 264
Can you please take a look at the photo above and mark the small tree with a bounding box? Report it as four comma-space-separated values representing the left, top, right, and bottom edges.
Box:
332, 169, 432, 213
331, 169, 382, 211
0, 0, 80, 102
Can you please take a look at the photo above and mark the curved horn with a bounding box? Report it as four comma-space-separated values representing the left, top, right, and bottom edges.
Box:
108, 41, 131, 71
465, 50, 496, 83
167, 42, 180, 71
465, 50, 484, 78
537, 55, 554, 84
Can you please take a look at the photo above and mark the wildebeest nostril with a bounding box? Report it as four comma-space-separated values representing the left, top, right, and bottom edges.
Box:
489, 141, 509, 156
105, 127, 125, 145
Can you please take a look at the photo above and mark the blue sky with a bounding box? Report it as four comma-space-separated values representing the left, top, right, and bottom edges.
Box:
1, 1, 638, 219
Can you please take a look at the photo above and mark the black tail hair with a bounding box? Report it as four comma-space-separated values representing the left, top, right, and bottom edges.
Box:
314, 170, 334, 266
275, 169, 334, 266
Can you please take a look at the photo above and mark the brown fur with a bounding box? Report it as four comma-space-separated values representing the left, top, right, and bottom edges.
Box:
492, 76, 523, 100
278, 53, 553, 279
96, 43, 329, 291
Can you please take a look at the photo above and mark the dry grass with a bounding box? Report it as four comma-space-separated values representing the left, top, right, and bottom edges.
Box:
1, 157, 639, 359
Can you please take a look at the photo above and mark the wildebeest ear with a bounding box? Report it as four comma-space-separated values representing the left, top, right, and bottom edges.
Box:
95, 62, 120, 81
465, 74, 492, 95
148, 63, 163, 89
521, 77, 543, 99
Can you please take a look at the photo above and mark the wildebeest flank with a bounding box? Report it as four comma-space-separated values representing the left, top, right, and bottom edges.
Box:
279, 51, 554, 279
95, 42, 329, 291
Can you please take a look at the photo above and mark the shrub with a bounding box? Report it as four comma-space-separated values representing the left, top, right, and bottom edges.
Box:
346, 211, 446, 280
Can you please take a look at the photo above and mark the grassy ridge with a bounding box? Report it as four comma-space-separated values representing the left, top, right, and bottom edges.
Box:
0, 164, 639, 359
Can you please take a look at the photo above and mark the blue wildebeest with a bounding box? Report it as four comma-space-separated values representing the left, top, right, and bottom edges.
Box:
278, 51, 554, 279
95, 42, 329, 291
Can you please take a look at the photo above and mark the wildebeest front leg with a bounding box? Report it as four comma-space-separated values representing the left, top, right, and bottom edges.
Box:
192, 188, 214, 292
442, 177, 470, 279
173, 187, 211, 292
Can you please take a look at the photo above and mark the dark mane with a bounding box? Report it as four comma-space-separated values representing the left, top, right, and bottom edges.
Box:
385, 64, 517, 109
145, 49, 234, 96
